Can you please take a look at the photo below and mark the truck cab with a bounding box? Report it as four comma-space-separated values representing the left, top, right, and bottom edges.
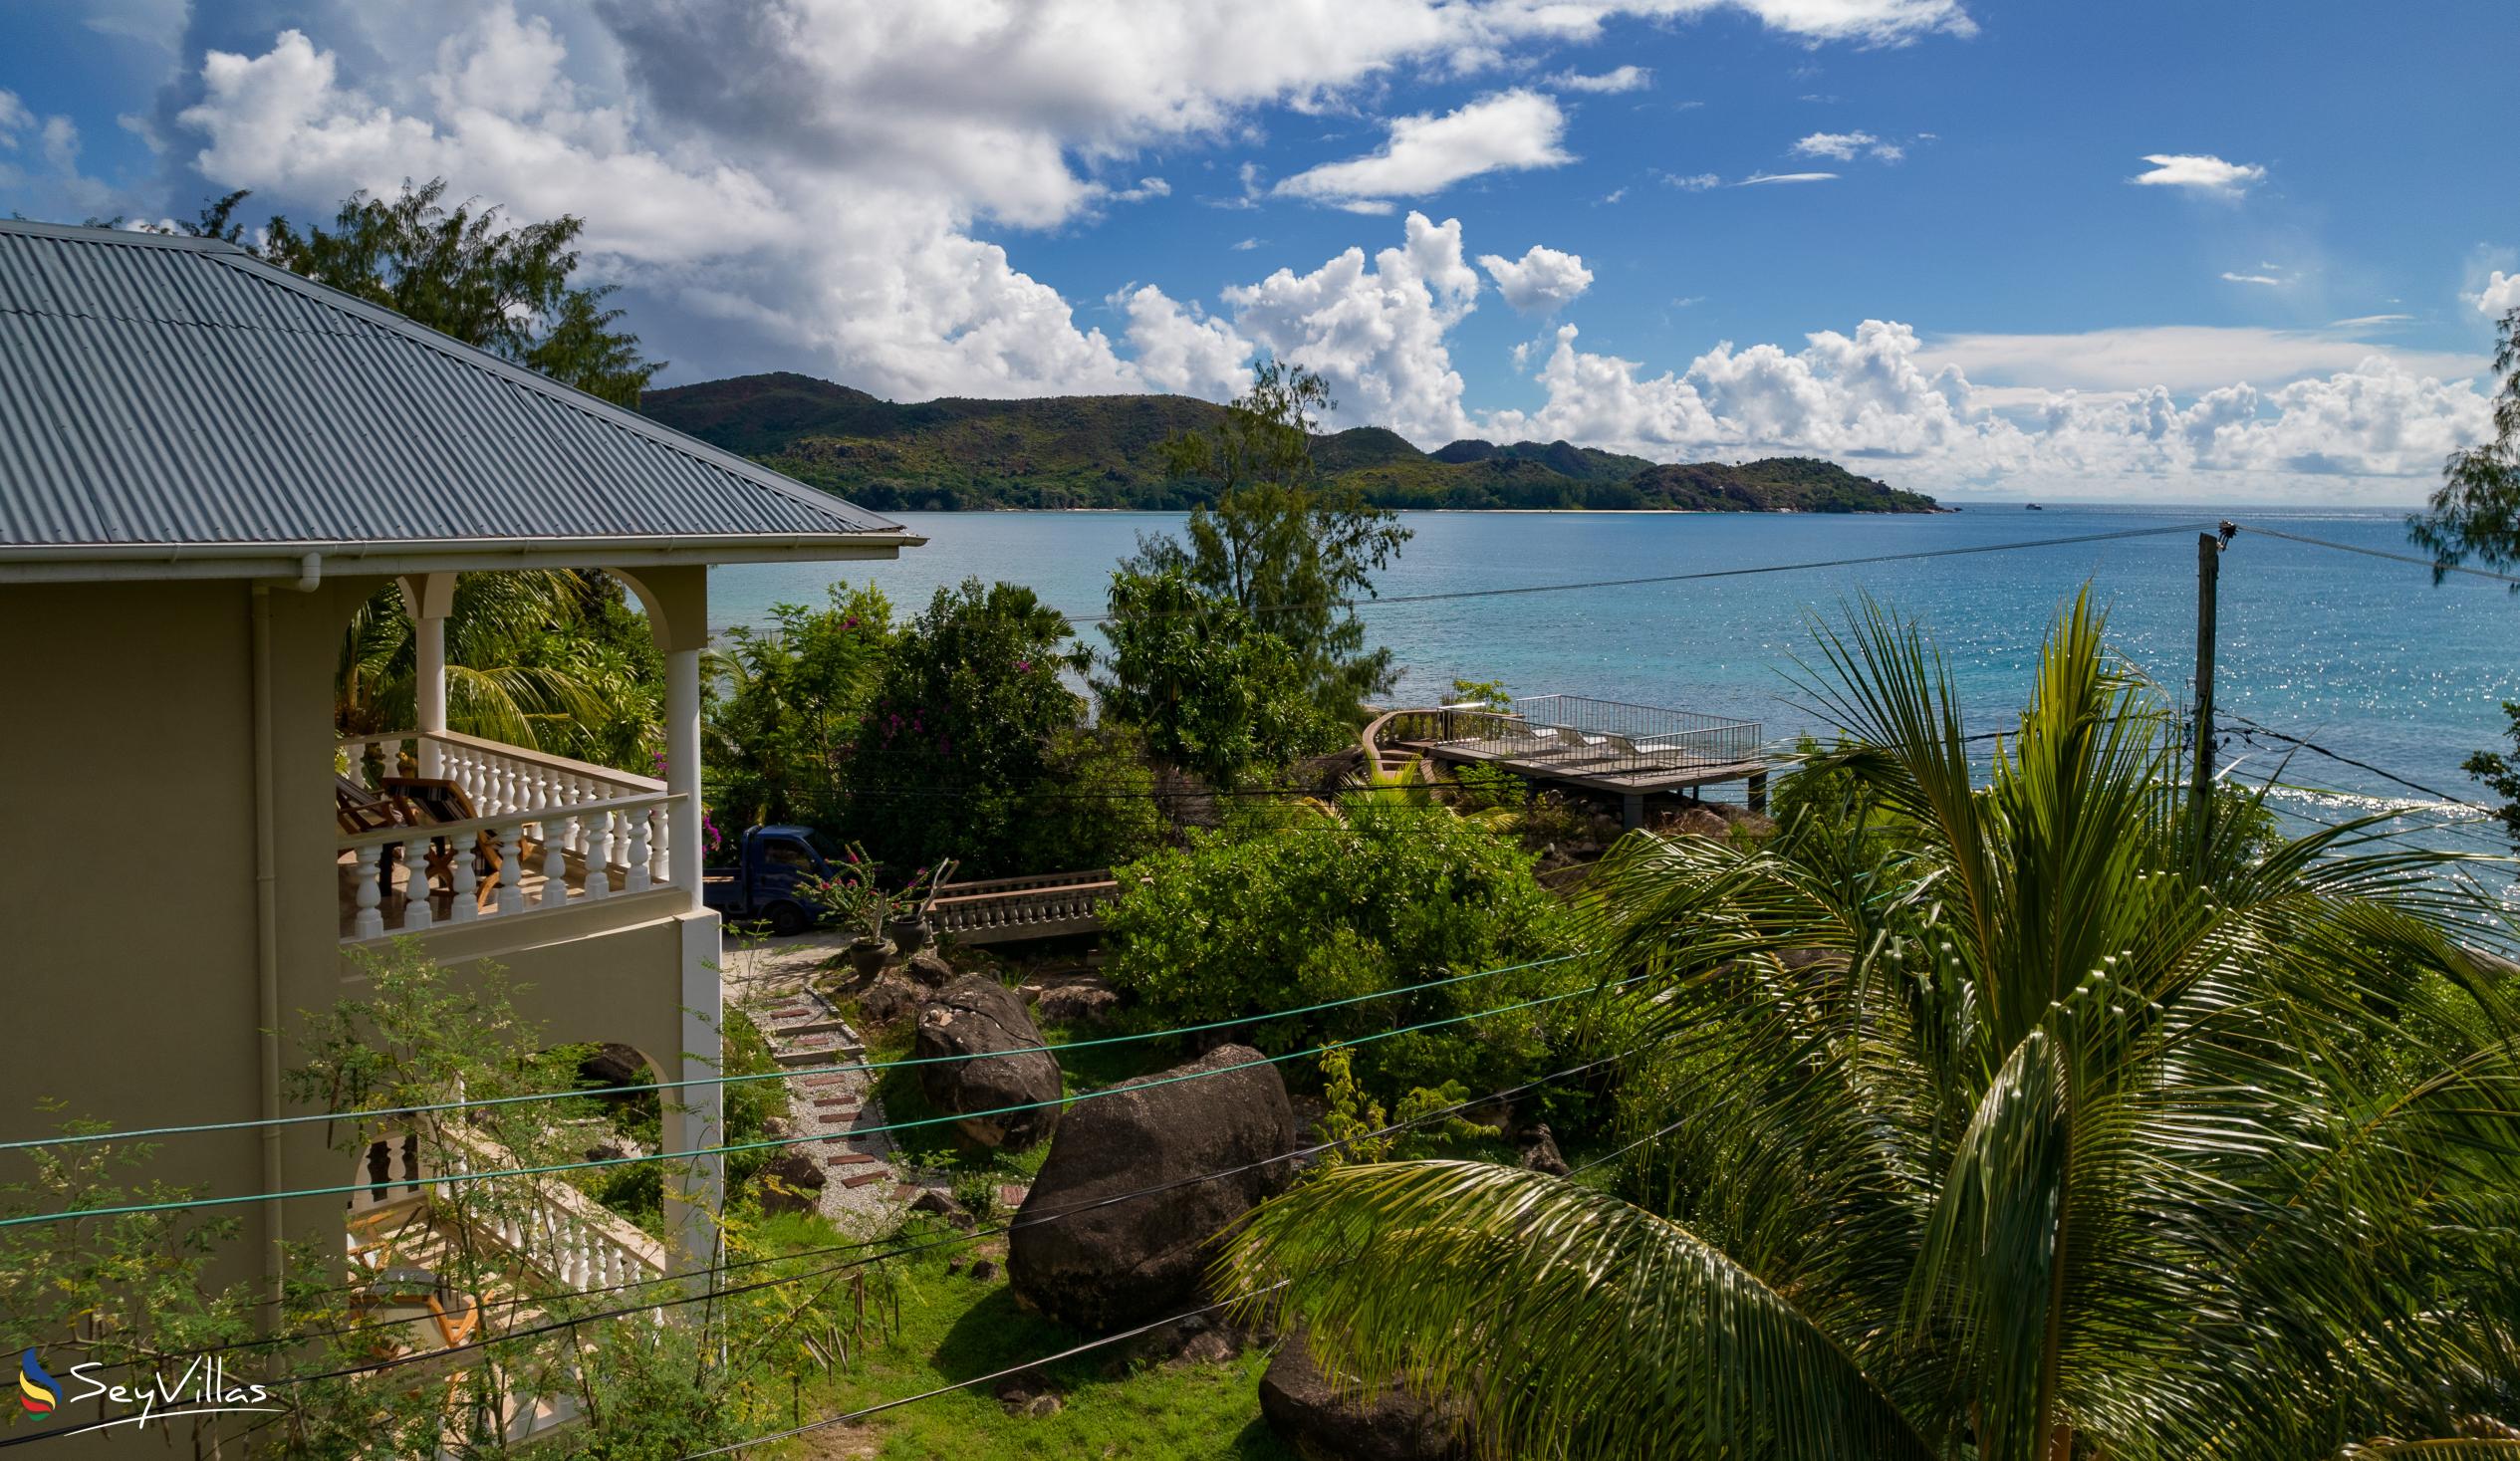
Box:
701, 824, 837, 935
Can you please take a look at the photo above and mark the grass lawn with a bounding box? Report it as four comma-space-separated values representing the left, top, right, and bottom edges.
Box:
766, 1230, 1294, 1461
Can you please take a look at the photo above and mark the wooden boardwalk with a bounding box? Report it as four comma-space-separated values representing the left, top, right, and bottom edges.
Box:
1369, 696, 1769, 828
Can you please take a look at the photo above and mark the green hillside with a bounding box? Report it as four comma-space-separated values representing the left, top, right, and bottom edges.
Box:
639, 371, 1941, 514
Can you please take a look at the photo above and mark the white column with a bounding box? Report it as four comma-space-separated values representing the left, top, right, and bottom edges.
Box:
664, 646, 704, 909
662, 913, 725, 1282
403, 574, 454, 778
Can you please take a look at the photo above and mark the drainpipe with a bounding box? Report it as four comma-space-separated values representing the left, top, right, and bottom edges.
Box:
250, 586, 284, 1310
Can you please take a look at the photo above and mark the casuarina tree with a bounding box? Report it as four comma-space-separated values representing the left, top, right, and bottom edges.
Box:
1129, 359, 1409, 723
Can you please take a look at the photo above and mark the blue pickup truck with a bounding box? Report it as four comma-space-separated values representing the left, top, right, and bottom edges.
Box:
701, 825, 837, 934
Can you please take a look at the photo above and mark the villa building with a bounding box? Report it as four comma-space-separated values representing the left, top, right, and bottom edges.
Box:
0, 218, 919, 1340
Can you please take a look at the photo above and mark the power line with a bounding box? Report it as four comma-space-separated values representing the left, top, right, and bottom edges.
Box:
0, 953, 1579, 1155
2225, 520, 2520, 588
0, 972, 1641, 1232
25, 1042, 1654, 1409
1059, 520, 2219, 626
2219, 714, 2491, 809
672, 1288, 1279, 1458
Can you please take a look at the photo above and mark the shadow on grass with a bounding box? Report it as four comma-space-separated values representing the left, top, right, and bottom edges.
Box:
928, 1285, 1077, 1385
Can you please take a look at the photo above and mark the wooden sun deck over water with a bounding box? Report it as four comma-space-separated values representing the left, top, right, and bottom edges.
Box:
1414, 732, 1770, 795
1370, 694, 1771, 826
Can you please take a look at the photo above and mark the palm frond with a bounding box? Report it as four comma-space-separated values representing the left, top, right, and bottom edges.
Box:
1218, 1160, 1937, 1461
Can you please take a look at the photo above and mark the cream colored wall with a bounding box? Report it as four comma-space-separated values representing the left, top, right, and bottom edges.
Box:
0, 578, 270, 1262
0, 573, 715, 1351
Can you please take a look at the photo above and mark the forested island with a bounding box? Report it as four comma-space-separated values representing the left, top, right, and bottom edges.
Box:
640, 371, 1943, 514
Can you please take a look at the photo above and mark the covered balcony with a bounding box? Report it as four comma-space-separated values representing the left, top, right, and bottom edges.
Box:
330, 567, 708, 946
336, 729, 690, 941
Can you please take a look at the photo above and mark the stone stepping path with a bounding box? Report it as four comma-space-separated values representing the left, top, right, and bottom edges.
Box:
718, 931, 916, 1234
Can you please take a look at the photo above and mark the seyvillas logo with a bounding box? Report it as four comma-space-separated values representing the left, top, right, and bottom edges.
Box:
17, 1350, 60, 1415
9, 1349, 282, 1436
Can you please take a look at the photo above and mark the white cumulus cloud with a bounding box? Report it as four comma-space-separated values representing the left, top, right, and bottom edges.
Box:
1480, 318, 2487, 500
1274, 90, 1572, 209
2475, 270, 2520, 318
134, 2, 2501, 501
1221, 210, 1481, 442
1479, 243, 1594, 314
2131, 152, 2266, 196
1549, 65, 1653, 93
1791, 128, 1877, 160
150, 0, 1980, 401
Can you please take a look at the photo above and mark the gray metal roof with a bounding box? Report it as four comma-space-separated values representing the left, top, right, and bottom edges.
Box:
0, 219, 914, 577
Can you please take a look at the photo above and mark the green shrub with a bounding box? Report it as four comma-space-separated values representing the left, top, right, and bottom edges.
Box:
950, 1169, 1005, 1224
1103, 801, 1579, 1098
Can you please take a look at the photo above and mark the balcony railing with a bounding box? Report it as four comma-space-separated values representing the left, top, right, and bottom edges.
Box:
337, 730, 683, 942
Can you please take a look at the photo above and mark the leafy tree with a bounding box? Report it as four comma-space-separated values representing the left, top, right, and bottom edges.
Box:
247, 177, 662, 405
2411, 300, 2520, 581
2462, 699, 2520, 849
840, 578, 1089, 875
1221, 594, 2520, 1460
1093, 566, 1338, 787
704, 585, 896, 831
2408, 303, 2520, 844
0, 1124, 258, 1451
1132, 359, 1410, 721
1009, 723, 1170, 872
275, 944, 865, 1459
1103, 800, 1577, 1098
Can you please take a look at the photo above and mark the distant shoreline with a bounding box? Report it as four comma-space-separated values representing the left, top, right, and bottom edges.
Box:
923, 504, 1959, 515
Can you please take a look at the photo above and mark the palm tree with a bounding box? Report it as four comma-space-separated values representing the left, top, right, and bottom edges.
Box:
336, 570, 661, 768
1219, 594, 2520, 1460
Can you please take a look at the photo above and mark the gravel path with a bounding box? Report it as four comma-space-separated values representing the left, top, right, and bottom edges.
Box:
719, 932, 917, 1235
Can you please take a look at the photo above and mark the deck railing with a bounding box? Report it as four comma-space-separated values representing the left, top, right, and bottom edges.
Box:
337, 730, 682, 942
342, 1125, 667, 1453
1411, 695, 1764, 777
929, 869, 1118, 944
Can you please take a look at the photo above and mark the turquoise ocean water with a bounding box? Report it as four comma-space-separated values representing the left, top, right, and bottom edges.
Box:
713, 506, 2519, 871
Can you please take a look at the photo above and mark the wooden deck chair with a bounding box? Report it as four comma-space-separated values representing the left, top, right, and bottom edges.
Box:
381, 776, 504, 913
337, 774, 407, 835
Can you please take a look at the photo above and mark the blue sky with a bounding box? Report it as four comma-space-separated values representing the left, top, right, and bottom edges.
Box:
4, 0, 2513, 501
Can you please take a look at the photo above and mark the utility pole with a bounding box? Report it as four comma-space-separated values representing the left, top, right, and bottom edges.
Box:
2191, 525, 2231, 843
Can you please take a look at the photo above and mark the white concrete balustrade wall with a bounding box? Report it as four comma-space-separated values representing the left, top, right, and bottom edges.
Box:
338, 728, 684, 941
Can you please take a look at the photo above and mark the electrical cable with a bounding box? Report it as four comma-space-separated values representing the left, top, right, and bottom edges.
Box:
10, 1040, 1656, 1420
2218, 714, 2492, 809
1056, 521, 2220, 626
671, 1288, 1281, 1458
0, 971, 1643, 1232
2224, 520, 2520, 589
0, 954, 1579, 1155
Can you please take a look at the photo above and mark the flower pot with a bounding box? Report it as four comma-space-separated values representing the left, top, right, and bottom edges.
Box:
846, 936, 893, 980
885, 914, 931, 957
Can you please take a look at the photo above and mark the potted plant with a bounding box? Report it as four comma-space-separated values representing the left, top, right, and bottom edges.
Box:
803, 847, 938, 979
885, 863, 943, 956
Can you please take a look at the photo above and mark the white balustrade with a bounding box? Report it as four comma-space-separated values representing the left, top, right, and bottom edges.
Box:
624, 812, 653, 895
583, 811, 613, 901
338, 730, 681, 942
447, 845, 478, 923
539, 819, 570, 908
352, 844, 386, 939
